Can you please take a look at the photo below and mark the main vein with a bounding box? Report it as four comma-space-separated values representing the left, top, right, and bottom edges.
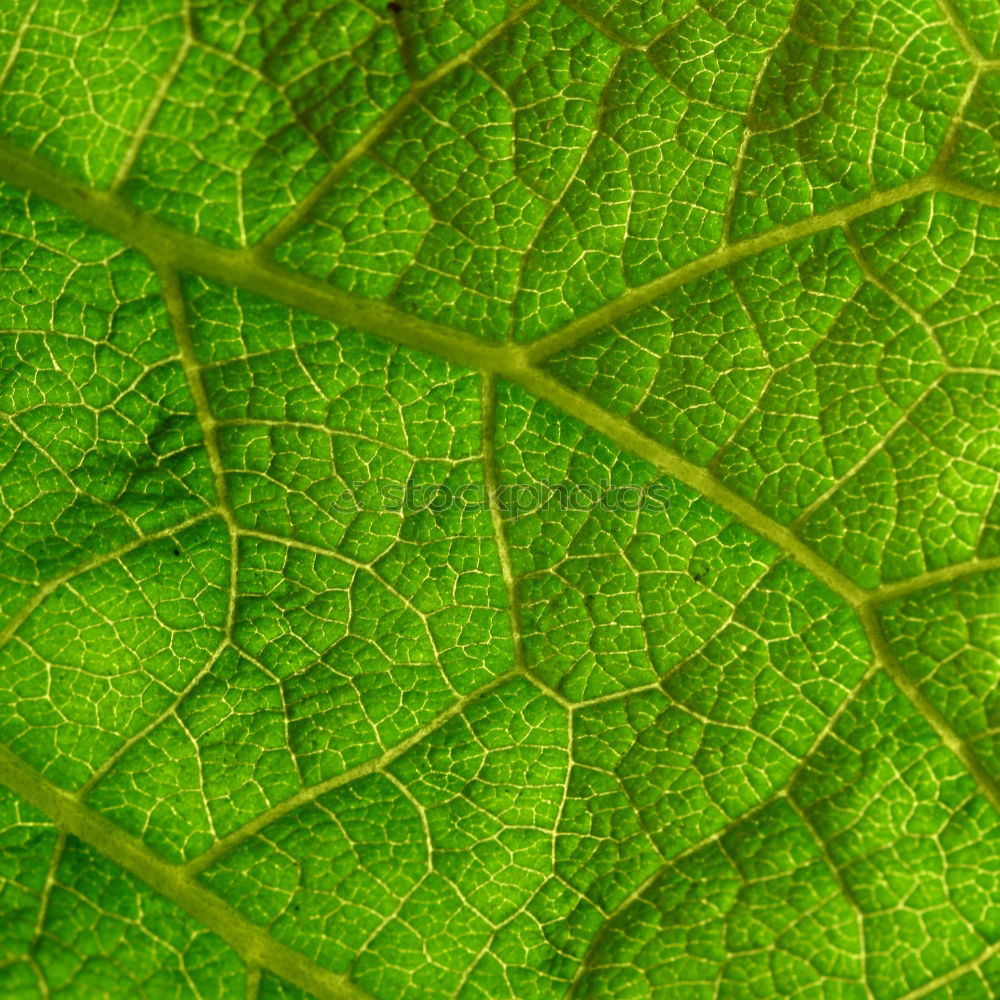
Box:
1, 137, 997, 811
1, 114, 999, 997
0, 138, 954, 619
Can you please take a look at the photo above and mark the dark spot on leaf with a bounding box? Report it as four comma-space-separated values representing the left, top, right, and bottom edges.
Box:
387, 1, 402, 13
173, 548, 180, 556
549, 592, 572, 612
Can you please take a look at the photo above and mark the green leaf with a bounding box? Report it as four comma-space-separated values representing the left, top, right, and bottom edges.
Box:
0, 1, 998, 998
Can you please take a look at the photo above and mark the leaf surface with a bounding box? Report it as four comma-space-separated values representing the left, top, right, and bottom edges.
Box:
0, 1, 998, 998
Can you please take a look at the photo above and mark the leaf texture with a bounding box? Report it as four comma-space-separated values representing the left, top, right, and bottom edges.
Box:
0, 1, 998, 998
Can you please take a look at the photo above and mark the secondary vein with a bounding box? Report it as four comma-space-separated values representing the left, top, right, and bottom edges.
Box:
0, 743, 371, 1000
